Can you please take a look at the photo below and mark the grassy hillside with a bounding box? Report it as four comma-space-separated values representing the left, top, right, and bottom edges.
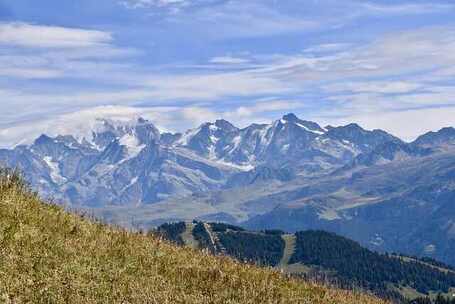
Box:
0, 168, 386, 304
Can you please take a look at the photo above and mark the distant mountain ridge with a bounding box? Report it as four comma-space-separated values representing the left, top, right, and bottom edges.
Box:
1, 114, 454, 267
0, 113, 404, 206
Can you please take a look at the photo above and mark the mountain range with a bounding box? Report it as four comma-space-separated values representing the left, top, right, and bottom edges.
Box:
1, 113, 454, 266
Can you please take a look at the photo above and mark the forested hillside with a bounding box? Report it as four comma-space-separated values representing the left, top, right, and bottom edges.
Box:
158, 222, 455, 303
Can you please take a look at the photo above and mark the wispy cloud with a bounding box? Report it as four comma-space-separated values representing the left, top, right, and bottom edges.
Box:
2, 24, 455, 141
0, 22, 138, 80
209, 56, 250, 65
324, 81, 422, 95
0, 101, 301, 148
359, 1, 455, 15
120, 1, 320, 38
118, 0, 230, 15
2, 0, 455, 145
0, 23, 112, 48
0, 105, 179, 147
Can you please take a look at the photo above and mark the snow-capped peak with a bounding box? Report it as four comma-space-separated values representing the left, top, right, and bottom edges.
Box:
278, 113, 326, 135
175, 119, 238, 148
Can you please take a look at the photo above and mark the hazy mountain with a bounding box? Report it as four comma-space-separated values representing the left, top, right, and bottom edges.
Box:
0, 114, 399, 206
414, 127, 455, 150
1, 113, 454, 267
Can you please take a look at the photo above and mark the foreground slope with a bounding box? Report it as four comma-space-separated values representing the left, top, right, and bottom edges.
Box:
0, 170, 385, 304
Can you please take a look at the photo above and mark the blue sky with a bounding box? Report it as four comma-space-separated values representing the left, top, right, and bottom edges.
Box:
1, 0, 455, 146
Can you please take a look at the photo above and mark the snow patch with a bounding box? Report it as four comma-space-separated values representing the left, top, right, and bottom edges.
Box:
176, 127, 201, 146
225, 135, 242, 153
215, 159, 255, 171
296, 122, 324, 135
122, 176, 139, 191
209, 135, 219, 144
119, 133, 145, 161
257, 124, 273, 146
424, 244, 436, 254
209, 124, 219, 131
208, 144, 217, 160
318, 208, 341, 221
316, 137, 330, 143
43, 156, 67, 185
232, 135, 241, 147
370, 234, 385, 246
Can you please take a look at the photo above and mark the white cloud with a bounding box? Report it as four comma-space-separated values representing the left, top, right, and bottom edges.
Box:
0, 22, 139, 80
175, 100, 304, 129
119, 0, 228, 15
324, 81, 422, 95
186, 2, 319, 38
265, 27, 455, 85
144, 72, 292, 100
359, 2, 454, 15
0, 21, 139, 81
232, 100, 302, 118
0, 67, 63, 79
121, 1, 320, 38
179, 106, 219, 126
2, 20, 455, 145
0, 23, 112, 48
303, 43, 352, 54
0, 106, 179, 148
120, 0, 201, 9
0, 99, 305, 148
209, 56, 250, 65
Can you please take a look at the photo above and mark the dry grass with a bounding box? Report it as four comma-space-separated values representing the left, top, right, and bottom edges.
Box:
0, 169, 388, 304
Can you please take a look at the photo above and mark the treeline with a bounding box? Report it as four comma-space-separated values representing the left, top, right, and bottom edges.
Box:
155, 222, 455, 302
210, 222, 245, 233
409, 294, 455, 304
290, 231, 455, 295
156, 222, 186, 246
217, 231, 284, 266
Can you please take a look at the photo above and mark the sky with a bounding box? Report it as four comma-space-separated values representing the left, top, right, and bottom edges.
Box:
1, 0, 455, 147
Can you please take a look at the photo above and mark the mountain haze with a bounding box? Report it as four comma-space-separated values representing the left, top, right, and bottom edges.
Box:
1, 114, 454, 266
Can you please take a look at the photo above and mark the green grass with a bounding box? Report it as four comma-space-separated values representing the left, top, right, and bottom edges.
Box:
0, 169, 387, 303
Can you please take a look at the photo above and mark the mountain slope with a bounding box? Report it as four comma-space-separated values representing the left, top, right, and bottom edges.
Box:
86, 147, 455, 269
158, 222, 455, 302
1, 115, 455, 270
0, 169, 387, 304
0, 114, 400, 207
243, 150, 455, 264
414, 127, 455, 150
